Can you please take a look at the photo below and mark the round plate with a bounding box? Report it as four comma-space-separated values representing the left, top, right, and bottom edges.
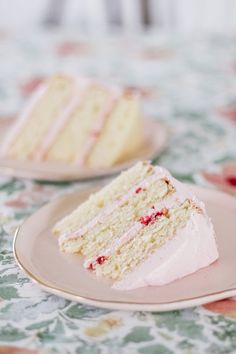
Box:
14, 185, 236, 311
0, 117, 167, 182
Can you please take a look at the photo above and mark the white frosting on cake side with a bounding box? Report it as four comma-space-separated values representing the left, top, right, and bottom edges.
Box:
112, 212, 218, 290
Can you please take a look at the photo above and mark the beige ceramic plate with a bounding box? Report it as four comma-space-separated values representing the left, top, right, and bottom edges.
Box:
0, 117, 167, 182
14, 185, 236, 311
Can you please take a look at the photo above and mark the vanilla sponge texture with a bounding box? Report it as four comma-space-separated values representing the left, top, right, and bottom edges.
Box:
54, 161, 219, 290
1, 75, 144, 168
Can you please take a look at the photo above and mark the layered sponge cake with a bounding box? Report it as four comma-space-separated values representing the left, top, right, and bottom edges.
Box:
54, 161, 218, 290
1, 75, 143, 168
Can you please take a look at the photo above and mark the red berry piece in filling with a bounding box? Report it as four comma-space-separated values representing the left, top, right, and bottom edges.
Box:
135, 187, 143, 194
96, 255, 108, 265
88, 263, 95, 270
139, 208, 168, 226
154, 211, 163, 218
139, 215, 152, 225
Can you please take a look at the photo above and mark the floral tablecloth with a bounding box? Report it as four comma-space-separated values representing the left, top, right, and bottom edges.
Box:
0, 29, 236, 354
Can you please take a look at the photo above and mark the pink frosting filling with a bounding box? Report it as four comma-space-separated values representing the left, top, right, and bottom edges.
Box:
34, 78, 90, 161
75, 89, 121, 166
58, 166, 170, 246
83, 192, 187, 269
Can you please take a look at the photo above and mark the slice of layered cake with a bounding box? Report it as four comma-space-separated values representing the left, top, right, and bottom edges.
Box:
54, 161, 219, 290
1, 74, 143, 168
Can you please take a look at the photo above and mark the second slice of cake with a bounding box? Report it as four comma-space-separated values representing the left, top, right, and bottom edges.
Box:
1, 74, 144, 168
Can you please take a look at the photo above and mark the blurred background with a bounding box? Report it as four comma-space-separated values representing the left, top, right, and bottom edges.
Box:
0, 0, 236, 178
1, 0, 236, 34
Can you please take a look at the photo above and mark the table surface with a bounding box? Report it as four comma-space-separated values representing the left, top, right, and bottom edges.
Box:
0, 29, 236, 354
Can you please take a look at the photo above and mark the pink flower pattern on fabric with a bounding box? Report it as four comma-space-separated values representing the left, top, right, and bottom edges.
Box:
203, 163, 236, 195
